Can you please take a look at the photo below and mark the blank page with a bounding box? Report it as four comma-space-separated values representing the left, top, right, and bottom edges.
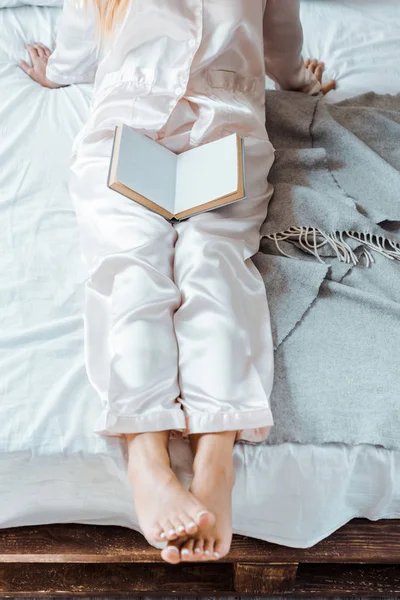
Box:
174, 134, 239, 214
116, 126, 177, 214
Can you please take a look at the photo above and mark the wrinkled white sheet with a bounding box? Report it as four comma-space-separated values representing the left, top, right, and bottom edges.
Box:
268, 0, 400, 102
0, 3, 399, 548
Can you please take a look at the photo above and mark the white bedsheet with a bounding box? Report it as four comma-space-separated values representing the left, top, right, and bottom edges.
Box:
268, 0, 400, 101
1, 3, 400, 549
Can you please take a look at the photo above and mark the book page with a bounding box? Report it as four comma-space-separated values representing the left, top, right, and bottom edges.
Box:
115, 126, 177, 214
174, 134, 239, 214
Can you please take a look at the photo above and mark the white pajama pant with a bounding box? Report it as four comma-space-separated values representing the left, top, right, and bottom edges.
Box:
69, 95, 275, 443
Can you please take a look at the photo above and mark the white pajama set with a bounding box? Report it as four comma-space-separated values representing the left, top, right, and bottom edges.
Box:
46, 0, 320, 443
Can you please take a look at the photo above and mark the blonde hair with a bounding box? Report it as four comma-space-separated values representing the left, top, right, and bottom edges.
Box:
84, 0, 130, 37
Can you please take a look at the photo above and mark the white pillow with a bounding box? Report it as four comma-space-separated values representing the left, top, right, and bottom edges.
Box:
0, 0, 62, 6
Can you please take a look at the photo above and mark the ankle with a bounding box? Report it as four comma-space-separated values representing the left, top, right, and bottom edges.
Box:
191, 431, 235, 461
194, 458, 236, 488
192, 443, 236, 486
125, 431, 171, 469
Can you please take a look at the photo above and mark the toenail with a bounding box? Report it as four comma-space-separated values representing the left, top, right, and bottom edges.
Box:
177, 525, 185, 533
204, 550, 211, 556
168, 529, 176, 536
181, 549, 190, 556
214, 552, 220, 558
168, 546, 179, 554
195, 548, 202, 554
197, 510, 209, 519
187, 521, 196, 530
160, 532, 166, 540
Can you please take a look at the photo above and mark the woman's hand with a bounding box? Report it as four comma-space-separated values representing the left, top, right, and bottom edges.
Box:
305, 58, 336, 95
19, 43, 65, 89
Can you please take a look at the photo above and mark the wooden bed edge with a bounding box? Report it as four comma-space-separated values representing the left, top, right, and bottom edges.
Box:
0, 518, 399, 596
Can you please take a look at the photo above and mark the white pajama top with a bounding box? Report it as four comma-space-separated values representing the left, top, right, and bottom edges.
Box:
47, 0, 320, 147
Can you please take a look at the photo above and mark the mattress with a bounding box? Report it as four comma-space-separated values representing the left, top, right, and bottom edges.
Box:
1, 2, 400, 549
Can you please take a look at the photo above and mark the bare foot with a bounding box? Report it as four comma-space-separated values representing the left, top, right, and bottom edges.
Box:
126, 431, 215, 559
163, 432, 236, 563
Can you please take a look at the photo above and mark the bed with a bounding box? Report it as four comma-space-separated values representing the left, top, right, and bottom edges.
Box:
0, 0, 400, 595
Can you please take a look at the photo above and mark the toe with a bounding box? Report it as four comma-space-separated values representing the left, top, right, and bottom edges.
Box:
202, 539, 213, 560
182, 512, 198, 535
161, 544, 181, 565
193, 538, 204, 559
171, 517, 186, 538
180, 538, 195, 562
195, 509, 215, 530
151, 524, 166, 543
162, 520, 178, 541
211, 540, 221, 561
214, 539, 230, 559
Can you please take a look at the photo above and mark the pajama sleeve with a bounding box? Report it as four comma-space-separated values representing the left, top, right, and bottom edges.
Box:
46, 0, 98, 86
263, 0, 320, 95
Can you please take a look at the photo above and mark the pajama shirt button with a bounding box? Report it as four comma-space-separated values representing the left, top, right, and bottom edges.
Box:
188, 39, 196, 48
175, 87, 184, 95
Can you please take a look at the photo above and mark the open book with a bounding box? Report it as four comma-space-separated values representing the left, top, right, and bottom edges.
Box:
108, 125, 246, 221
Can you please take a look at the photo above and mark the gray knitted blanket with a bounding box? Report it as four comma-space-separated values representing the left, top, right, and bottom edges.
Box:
254, 91, 400, 450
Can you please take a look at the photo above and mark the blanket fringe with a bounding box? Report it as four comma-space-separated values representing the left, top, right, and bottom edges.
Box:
265, 227, 400, 267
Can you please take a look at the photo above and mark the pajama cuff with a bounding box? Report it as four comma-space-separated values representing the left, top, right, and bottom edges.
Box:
46, 66, 97, 86
184, 407, 274, 444
94, 407, 187, 437
94, 406, 273, 444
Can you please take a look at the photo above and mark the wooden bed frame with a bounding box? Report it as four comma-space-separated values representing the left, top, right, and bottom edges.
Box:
0, 518, 399, 596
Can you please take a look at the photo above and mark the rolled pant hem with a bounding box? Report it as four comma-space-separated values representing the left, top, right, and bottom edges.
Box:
94, 407, 187, 437
184, 407, 274, 443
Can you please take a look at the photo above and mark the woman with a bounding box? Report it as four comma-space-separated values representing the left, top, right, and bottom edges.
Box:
20, 0, 335, 564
